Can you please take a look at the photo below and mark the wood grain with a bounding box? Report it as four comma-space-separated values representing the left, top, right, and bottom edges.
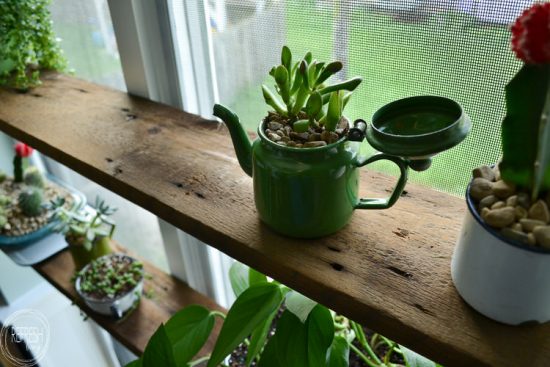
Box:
32, 241, 224, 357
1, 74, 549, 367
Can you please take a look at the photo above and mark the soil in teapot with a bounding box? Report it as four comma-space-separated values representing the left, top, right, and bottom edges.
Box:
264, 111, 350, 148
0, 177, 74, 237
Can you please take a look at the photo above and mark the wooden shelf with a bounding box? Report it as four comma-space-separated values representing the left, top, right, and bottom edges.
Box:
1, 73, 548, 367
32, 241, 224, 357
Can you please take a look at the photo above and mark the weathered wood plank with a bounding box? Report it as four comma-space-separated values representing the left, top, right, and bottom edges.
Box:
32, 241, 224, 357
1, 74, 548, 367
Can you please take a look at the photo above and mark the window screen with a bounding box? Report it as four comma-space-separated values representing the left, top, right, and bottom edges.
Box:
209, 0, 533, 195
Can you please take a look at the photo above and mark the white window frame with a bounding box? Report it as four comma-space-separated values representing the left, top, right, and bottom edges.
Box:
107, 0, 233, 307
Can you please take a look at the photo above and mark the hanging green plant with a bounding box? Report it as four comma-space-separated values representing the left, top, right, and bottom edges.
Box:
0, 0, 67, 90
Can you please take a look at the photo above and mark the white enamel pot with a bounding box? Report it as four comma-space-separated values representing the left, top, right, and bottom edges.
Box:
451, 184, 550, 325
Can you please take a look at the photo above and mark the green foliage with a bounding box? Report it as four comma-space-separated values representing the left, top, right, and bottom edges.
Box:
327, 336, 350, 367
23, 166, 45, 188
0, 170, 6, 183
0, 195, 10, 206
207, 283, 285, 367
400, 345, 443, 367
262, 46, 362, 132
258, 306, 334, 367
129, 263, 443, 367
0, 0, 67, 90
0, 214, 6, 228
500, 64, 550, 199
18, 187, 43, 217
49, 196, 116, 251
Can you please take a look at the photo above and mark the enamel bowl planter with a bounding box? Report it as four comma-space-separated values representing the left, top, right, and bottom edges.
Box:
452, 184, 550, 325
75, 254, 144, 319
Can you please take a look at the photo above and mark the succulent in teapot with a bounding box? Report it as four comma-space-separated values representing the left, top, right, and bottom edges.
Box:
259, 46, 362, 147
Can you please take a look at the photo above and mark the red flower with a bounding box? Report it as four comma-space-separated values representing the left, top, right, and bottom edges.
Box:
14, 142, 33, 158
511, 3, 550, 64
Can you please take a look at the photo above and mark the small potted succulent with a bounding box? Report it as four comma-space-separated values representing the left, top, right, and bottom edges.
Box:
213, 47, 411, 238
75, 253, 144, 319
0, 142, 83, 245
49, 197, 116, 270
452, 3, 550, 325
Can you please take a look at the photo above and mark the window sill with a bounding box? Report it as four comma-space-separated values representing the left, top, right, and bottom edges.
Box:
1, 73, 548, 367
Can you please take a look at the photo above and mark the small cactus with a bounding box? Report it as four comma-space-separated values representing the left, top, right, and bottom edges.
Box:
18, 188, 44, 217
23, 166, 45, 188
13, 142, 33, 183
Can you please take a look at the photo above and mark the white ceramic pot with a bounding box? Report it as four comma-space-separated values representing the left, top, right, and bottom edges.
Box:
451, 186, 550, 325
75, 254, 143, 319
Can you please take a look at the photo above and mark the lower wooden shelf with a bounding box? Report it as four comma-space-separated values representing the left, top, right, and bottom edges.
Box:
32, 242, 225, 357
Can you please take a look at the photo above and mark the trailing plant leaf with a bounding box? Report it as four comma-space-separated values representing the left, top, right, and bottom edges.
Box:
249, 267, 268, 286
306, 305, 335, 367
258, 305, 334, 367
125, 359, 142, 367
327, 335, 350, 367
207, 283, 285, 367
229, 261, 249, 297
500, 64, 550, 196
245, 308, 278, 366
285, 291, 317, 323
258, 310, 308, 367
164, 305, 216, 365
400, 345, 439, 367
142, 325, 177, 367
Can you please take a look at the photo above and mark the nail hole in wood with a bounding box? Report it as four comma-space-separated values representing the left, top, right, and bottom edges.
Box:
387, 266, 413, 279
414, 303, 435, 317
331, 263, 344, 271
148, 126, 161, 134
105, 158, 113, 163
195, 192, 205, 199
327, 246, 341, 253
126, 114, 137, 121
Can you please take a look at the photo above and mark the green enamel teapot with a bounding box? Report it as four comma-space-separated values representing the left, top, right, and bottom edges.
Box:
213, 96, 471, 238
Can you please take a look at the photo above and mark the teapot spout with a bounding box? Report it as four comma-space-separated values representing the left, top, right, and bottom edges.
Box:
213, 104, 253, 177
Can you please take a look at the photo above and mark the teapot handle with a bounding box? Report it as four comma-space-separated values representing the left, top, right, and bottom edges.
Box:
354, 153, 409, 209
